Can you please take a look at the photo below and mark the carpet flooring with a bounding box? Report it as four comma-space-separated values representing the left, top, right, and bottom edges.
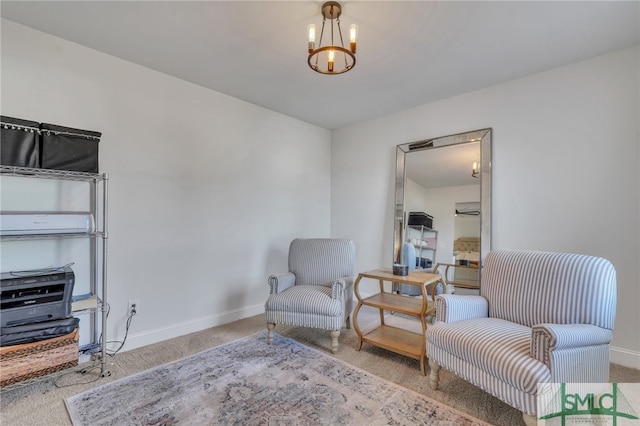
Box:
1, 310, 639, 425
65, 331, 489, 426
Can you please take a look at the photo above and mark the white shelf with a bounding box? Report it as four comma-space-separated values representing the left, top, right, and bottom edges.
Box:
1, 231, 105, 241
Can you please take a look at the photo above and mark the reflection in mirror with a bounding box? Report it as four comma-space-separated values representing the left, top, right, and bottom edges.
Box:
394, 128, 491, 291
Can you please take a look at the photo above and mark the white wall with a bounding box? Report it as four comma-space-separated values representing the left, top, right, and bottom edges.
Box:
332, 46, 640, 368
1, 19, 332, 350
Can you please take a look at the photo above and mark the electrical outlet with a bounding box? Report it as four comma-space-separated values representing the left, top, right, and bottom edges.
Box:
127, 299, 140, 316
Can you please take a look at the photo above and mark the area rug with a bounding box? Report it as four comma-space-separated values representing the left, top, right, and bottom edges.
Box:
65, 332, 488, 425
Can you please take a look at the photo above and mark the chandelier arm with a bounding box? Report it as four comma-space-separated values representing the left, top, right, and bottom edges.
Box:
330, 6, 335, 46
315, 18, 327, 69
336, 17, 349, 68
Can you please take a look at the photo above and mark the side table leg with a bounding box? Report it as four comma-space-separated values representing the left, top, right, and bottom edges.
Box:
352, 302, 364, 351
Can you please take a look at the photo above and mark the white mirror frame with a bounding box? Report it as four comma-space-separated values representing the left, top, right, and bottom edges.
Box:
393, 128, 492, 273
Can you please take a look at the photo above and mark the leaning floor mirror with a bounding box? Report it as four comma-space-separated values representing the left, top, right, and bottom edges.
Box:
393, 128, 491, 294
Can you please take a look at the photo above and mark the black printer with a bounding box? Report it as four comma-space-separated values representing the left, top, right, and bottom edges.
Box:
1, 266, 78, 345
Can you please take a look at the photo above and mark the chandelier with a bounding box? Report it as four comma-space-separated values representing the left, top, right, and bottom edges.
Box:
307, 1, 358, 74
472, 162, 480, 178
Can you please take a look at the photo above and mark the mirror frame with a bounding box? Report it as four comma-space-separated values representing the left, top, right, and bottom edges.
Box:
393, 128, 492, 272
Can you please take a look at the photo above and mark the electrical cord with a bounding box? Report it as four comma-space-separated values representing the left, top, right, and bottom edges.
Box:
54, 304, 136, 387
53, 362, 104, 388
105, 305, 136, 357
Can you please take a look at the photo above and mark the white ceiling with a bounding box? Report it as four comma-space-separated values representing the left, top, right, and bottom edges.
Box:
1, 1, 639, 130
406, 141, 479, 189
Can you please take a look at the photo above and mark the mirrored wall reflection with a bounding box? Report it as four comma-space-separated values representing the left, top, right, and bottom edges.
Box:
393, 128, 491, 290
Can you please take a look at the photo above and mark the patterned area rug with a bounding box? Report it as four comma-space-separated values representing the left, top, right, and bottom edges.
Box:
66, 332, 488, 425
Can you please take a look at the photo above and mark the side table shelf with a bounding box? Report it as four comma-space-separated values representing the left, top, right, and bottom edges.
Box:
352, 268, 444, 375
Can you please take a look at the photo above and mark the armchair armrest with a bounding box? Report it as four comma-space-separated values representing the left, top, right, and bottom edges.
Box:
268, 272, 296, 294
531, 323, 613, 365
331, 276, 353, 300
435, 294, 488, 323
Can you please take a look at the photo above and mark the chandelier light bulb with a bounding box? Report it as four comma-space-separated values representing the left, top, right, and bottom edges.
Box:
349, 24, 358, 53
328, 49, 335, 72
307, 24, 316, 53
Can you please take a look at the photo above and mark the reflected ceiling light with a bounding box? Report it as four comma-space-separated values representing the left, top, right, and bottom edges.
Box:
472, 162, 480, 178
307, 1, 358, 75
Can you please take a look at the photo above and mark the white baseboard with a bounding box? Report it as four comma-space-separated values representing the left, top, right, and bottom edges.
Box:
119, 303, 265, 352
115, 305, 640, 372
611, 345, 640, 370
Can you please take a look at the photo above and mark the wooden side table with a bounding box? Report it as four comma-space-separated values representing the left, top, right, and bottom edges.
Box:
352, 268, 444, 375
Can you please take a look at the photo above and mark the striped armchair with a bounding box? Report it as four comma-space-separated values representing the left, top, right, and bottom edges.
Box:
426, 250, 617, 425
265, 238, 356, 354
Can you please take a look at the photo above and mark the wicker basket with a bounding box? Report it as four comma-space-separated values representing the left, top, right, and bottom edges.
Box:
0, 329, 79, 387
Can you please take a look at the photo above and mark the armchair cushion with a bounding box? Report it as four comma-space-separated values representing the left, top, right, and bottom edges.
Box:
265, 284, 343, 317
429, 318, 550, 394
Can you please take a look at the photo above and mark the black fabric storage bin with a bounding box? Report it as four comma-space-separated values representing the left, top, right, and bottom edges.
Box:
1, 116, 40, 168
40, 123, 101, 173
408, 212, 433, 229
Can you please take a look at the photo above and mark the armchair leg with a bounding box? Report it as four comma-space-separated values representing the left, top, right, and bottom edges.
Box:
345, 315, 351, 329
428, 359, 441, 390
266, 323, 275, 345
522, 413, 537, 426
330, 330, 340, 354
